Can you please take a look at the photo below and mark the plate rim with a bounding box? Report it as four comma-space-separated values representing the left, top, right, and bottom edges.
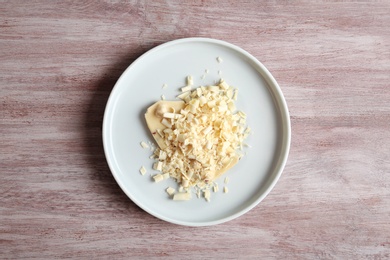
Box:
102, 37, 291, 226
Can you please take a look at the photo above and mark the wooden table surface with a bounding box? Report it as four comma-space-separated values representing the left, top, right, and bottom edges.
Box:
1, 1, 389, 259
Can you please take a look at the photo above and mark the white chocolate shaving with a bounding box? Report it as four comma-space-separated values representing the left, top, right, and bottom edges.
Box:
153, 174, 164, 183
233, 89, 238, 100
166, 187, 175, 196
177, 91, 191, 100
163, 112, 176, 119
219, 79, 229, 90
187, 76, 194, 86
139, 166, 147, 175
173, 192, 192, 201
153, 161, 163, 171
204, 190, 211, 202
161, 118, 172, 128
140, 141, 149, 149
181, 85, 192, 92
159, 150, 167, 160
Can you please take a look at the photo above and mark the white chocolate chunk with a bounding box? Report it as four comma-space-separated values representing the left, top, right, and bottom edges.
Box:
144, 100, 185, 150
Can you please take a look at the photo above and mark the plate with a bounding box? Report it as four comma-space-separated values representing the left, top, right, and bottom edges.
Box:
103, 38, 290, 226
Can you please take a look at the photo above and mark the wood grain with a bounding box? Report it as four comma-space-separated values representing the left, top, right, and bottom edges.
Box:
1, 1, 389, 259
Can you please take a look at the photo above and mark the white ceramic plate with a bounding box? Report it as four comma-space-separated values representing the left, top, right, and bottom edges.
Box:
103, 38, 290, 226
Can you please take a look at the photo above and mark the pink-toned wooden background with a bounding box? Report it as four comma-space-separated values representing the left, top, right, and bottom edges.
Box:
1, 1, 389, 259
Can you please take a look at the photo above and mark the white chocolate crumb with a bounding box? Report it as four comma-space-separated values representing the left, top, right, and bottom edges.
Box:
162, 83, 168, 89
224, 186, 229, 193
217, 56, 223, 63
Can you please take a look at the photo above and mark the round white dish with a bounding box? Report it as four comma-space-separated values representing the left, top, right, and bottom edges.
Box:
103, 38, 290, 226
